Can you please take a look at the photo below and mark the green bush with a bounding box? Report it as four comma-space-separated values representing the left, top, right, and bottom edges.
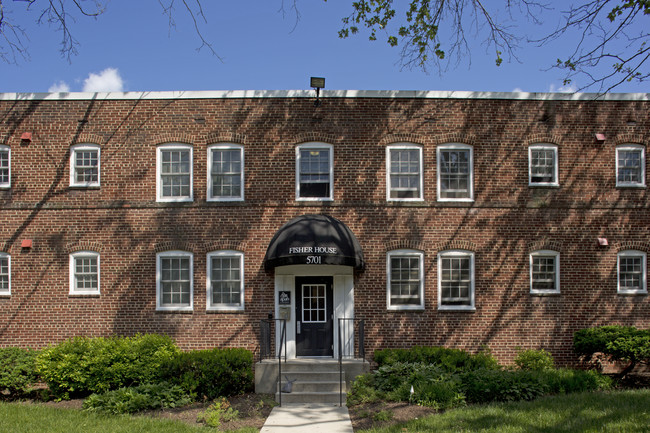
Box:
514, 348, 555, 371
159, 348, 253, 400
573, 326, 641, 357
82, 382, 192, 414
414, 378, 466, 409
347, 373, 382, 405
36, 334, 179, 399
374, 346, 498, 373
460, 369, 549, 403
0, 347, 40, 398
196, 397, 239, 428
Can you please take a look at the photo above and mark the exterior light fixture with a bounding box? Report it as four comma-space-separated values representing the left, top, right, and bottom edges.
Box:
597, 237, 608, 246
595, 133, 606, 143
21, 132, 32, 143
310, 77, 325, 107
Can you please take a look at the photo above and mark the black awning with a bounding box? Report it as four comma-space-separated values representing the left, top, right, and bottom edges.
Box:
264, 214, 365, 271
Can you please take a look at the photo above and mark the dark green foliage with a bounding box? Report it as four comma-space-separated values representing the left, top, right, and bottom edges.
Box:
35, 334, 180, 399
82, 382, 192, 414
573, 326, 640, 357
0, 347, 40, 398
159, 348, 253, 400
374, 346, 498, 372
514, 348, 555, 371
347, 373, 382, 406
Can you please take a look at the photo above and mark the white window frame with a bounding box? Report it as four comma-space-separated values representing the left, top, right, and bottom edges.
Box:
528, 144, 559, 187
295, 142, 334, 201
616, 144, 646, 188
617, 250, 647, 295
529, 250, 560, 295
207, 144, 244, 202
156, 251, 194, 311
69, 251, 100, 296
0, 252, 10, 296
206, 250, 245, 311
0, 145, 10, 189
438, 250, 475, 311
69, 143, 101, 188
437, 144, 474, 202
156, 143, 193, 202
386, 249, 425, 311
386, 144, 423, 201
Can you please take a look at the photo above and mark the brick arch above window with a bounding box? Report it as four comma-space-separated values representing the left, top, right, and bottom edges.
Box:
384, 239, 424, 252
151, 134, 196, 147
617, 241, 650, 253
71, 134, 105, 146
432, 133, 478, 147
433, 240, 477, 252
204, 240, 247, 254
204, 132, 248, 146
64, 241, 105, 254
614, 135, 647, 147
154, 242, 197, 254
379, 133, 428, 146
291, 132, 340, 146
527, 239, 563, 253
523, 134, 563, 147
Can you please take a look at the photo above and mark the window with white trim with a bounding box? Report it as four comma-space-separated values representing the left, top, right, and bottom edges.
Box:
207, 250, 244, 310
296, 142, 333, 200
70, 144, 100, 187
437, 144, 473, 201
0, 145, 10, 189
616, 144, 645, 187
208, 144, 244, 201
157, 251, 193, 311
387, 249, 424, 310
438, 250, 475, 310
529, 144, 558, 186
387, 144, 423, 200
617, 250, 647, 294
0, 253, 10, 296
157, 144, 193, 202
69, 251, 100, 295
530, 250, 560, 294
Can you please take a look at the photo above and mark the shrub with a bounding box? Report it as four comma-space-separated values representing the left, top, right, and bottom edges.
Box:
514, 348, 555, 371
413, 378, 466, 409
82, 382, 192, 414
374, 346, 498, 373
160, 347, 253, 400
196, 397, 239, 428
347, 373, 382, 405
460, 369, 548, 404
0, 347, 40, 398
36, 334, 179, 399
574, 326, 650, 377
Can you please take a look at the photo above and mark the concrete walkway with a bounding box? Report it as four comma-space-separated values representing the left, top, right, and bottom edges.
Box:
260, 403, 354, 432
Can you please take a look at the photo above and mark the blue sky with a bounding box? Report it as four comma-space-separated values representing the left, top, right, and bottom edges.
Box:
0, 1, 648, 94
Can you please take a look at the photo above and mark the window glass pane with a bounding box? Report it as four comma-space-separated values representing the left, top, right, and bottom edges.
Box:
211, 149, 242, 198
299, 148, 330, 198
390, 255, 421, 306
530, 148, 555, 183
211, 255, 241, 306
440, 150, 470, 198
0, 257, 8, 291
440, 256, 471, 305
160, 256, 191, 306
532, 255, 556, 291
618, 149, 643, 184
74, 255, 98, 292
0, 150, 10, 185
619, 255, 643, 291
160, 149, 191, 198
390, 149, 420, 199
302, 284, 326, 322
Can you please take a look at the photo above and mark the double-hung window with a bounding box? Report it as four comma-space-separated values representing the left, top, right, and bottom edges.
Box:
438, 250, 475, 310
208, 144, 244, 201
387, 250, 424, 310
0, 253, 10, 296
296, 143, 333, 200
437, 144, 473, 201
616, 144, 645, 187
387, 144, 423, 201
157, 144, 193, 202
529, 144, 558, 186
207, 251, 244, 310
69, 251, 100, 295
70, 144, 100, 187
617, 250, 647, 295
157, 251, 193, 311
0, 145, 10, 189
530, 250, 560, 294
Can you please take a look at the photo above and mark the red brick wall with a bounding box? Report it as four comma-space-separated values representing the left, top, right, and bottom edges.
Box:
1, 94, 649, 365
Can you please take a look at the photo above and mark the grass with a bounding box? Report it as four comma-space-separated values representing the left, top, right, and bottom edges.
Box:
357, 389, 650, 433
0, 402, 206, 433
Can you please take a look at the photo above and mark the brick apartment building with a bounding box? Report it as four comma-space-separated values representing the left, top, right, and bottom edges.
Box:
0, 89, 649, 366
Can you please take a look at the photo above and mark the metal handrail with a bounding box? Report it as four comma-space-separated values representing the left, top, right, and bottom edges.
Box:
259, 319, 287, 406
338, 318, 365, 406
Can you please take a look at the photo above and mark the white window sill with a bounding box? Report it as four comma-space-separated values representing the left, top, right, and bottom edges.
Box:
530, 290, 561, 296
387, 305, 425, 311
617, 290, 648, 296
69, 292, 100, 297
157, 197, 194, 203
207, 305, 245, 312
438, 305, 476, 312
616, 184, 646, 188
437, 198, 474, 203
207, 197, 244, 202
156, 306, 194, 312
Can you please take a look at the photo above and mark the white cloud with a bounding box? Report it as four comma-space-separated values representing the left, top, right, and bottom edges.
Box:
548, 82, 577, 93
512, 87, 524, 93
48, 81, 71, 93
82, 68, 124, 92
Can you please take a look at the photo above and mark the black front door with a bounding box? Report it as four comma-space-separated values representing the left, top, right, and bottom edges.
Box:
295, 276, 334, 357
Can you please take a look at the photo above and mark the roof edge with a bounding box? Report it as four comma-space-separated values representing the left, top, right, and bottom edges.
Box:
0, 89, 648, 102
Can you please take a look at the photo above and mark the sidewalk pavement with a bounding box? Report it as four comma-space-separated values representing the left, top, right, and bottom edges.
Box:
260, 403, 354, 433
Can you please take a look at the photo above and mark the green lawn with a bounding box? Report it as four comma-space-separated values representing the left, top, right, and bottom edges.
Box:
358, 389, 650, 433
0, 402, 206, 433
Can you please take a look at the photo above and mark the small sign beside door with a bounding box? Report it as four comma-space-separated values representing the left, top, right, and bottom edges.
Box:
279, 291, 291, 305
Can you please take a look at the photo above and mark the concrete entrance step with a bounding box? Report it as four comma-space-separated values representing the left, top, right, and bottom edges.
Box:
276, 391, 345, 404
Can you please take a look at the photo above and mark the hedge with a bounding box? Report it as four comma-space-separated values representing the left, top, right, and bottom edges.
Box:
374, 346, 499, 373
0, 347, 40, 398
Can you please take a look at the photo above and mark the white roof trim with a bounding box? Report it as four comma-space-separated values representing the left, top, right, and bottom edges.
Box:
0, 89, 648, 101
